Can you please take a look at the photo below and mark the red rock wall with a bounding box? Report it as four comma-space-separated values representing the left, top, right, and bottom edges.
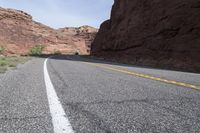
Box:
0, 7, 97, 55
91, 0, 200, 71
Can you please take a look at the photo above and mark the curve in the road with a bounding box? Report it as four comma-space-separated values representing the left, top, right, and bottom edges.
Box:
83, 62, 200, 90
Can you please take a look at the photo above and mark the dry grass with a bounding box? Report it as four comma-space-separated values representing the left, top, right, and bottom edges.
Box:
0, 56, 31, 73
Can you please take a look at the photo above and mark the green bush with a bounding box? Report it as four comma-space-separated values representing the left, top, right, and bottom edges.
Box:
0, 59, 7, 66
30, 45, 45, 56
0, 46, 5, 54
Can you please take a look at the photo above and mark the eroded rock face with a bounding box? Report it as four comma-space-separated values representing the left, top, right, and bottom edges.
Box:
58, 26, 98, 53
91, 0, 200, 71
0, 7, 98, 55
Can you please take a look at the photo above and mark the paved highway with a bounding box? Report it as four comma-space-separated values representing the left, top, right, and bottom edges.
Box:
0, 55, 200, 132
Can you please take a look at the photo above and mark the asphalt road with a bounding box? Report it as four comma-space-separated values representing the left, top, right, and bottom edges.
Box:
0, 55, 200, 132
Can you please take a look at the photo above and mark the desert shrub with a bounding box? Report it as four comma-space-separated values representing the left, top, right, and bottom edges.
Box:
29, 45, 45, 56
0, 58, 7, 66
54, 50, 61, 55
0, 46, 5, 54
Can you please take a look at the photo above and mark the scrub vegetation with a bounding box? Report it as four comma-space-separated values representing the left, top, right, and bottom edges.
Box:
29, 45, 45, 56
0, 56, 31, 73
0, 46, 5, 54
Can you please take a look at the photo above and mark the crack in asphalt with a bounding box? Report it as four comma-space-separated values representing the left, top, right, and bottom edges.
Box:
66, 103, 113, 133
63, 97, 200, 124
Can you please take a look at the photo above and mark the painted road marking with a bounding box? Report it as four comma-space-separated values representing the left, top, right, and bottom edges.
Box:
44, 58, 74, 133
84, 62, 200, 90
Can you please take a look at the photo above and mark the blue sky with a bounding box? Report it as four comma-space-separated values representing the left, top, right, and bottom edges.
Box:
0, 0, 113, 28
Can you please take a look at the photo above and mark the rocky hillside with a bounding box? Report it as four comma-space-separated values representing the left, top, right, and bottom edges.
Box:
0, 7, 97, 55
91, 0, 200, 71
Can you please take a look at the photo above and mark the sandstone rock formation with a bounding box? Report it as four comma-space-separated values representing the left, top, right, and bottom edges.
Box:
91, 0, 200, 71
58, 26, 98, 54
0, 7, 97, 55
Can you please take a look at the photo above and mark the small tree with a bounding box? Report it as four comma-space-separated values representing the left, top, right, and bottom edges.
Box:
30, 45, 45, 56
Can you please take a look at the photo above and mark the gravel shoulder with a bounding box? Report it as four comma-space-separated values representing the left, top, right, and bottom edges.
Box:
0, 56, 31, 73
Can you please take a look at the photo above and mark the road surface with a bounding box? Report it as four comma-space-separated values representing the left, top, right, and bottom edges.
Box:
0, 55, 200, 133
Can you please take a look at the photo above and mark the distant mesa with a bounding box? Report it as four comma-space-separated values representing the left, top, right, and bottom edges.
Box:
0, 7, 98, 55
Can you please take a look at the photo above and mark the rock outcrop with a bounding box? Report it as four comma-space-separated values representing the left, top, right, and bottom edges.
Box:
91, 0, 200, 71
0, 7, 97, 55
58, 26, 98, 53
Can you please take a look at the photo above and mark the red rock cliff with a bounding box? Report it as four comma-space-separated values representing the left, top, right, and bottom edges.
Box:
91, 0, 200, 71
0, 7, 98, 55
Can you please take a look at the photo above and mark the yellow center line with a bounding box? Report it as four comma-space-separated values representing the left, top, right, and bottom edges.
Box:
83, 62, 200, 90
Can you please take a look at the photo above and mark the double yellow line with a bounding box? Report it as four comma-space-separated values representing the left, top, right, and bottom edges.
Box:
84, 62, 200, 90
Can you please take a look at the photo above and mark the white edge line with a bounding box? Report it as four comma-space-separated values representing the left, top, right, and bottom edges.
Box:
44, 58, 74, 133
